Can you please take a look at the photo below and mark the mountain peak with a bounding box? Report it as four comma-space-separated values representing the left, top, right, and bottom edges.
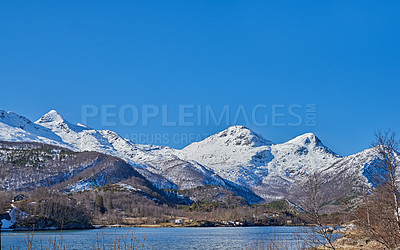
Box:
0, 108, 65, 144
286, 133, 324, 148
221, 125, 253, 135
36, 110, 66, 124
35, 110, 87, 134
211, 125, 272, 147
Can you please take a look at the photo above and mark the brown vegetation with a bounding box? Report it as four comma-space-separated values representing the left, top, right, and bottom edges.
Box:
353, 131, 400, 249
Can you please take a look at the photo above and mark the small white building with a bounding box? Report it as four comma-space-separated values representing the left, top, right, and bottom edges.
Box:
174, 219, 183, 225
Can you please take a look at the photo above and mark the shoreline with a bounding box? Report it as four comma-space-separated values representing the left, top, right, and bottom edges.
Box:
2, 223, 316, 232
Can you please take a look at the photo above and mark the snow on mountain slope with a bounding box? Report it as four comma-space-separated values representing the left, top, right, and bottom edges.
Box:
178, 126, 342, 200
267, 133, 340, 181
33, 110, 237, 192
35, 110, 164, 164
0, 110, 181, 190
0, 109, 68, 147
0, 141, 176, 205
254, 134, 342, 200
322, 146, 400, 190
35, 110, 118, 153
178, 126, 271, 169
177, 126, 272, 185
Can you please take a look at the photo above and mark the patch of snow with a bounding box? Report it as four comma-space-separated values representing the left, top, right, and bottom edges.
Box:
1, 206, 29, 229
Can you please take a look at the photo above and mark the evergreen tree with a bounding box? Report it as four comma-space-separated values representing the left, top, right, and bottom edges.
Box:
95, 195, 106, 213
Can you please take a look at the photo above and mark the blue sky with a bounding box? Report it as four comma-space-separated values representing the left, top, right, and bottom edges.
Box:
1, 1, 399, 156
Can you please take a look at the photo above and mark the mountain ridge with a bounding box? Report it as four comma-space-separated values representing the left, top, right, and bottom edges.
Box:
0, 108, 389, 202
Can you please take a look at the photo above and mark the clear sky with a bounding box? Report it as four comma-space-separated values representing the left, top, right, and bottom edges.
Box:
1, 1, 399, 156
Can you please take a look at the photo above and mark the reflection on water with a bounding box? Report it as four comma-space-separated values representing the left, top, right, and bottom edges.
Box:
2, 226, 340, 250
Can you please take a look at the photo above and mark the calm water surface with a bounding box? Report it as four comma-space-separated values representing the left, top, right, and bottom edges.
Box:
2, 226, 339, 249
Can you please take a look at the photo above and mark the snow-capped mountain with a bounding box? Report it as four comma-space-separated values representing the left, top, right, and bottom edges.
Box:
177, 126, 342, 200
33, 110, 236, 193
0, 109, 391, 202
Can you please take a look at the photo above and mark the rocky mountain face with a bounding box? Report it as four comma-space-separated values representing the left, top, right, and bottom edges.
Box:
0, 109, 394, 203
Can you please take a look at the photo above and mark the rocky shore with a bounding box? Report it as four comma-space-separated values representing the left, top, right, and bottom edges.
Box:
317, 225, 387, 250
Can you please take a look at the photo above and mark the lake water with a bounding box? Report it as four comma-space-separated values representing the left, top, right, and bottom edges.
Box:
1, 226, 340, 249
